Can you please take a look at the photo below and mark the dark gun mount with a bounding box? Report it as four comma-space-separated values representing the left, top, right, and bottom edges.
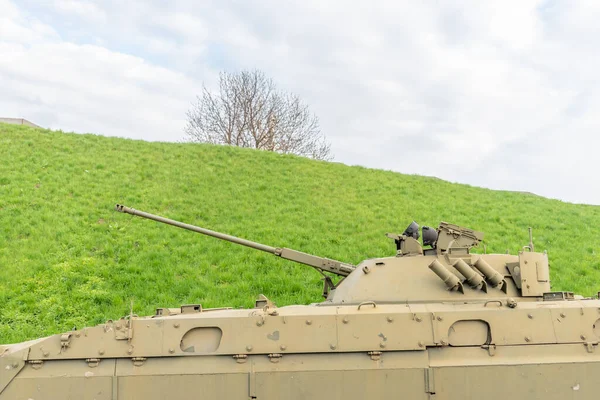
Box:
387, 221, 484, 257
115, 205, 356, 280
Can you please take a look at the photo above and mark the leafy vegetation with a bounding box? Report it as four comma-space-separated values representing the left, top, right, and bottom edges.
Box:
1, 123, 599, 343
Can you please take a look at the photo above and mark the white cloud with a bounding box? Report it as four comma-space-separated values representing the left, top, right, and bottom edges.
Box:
53, 0, 107, 23
0, 43, 198, 140
3, 0, 600, 204
0, 1, 199, 141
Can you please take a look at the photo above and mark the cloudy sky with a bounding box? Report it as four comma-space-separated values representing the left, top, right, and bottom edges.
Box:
2, 1, 599, 205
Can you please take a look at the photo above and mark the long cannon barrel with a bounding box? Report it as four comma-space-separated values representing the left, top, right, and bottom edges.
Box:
115, 204, 355, 277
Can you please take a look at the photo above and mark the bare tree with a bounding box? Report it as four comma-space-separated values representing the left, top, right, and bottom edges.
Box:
185, 70, 332, 160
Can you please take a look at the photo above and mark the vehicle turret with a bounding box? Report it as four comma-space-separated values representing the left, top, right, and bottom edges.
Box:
115, 205, 551, 304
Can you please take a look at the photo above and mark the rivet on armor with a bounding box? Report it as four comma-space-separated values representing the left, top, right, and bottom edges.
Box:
233, 354, 248, 364
305, 319, 312, 325
246, 345, 253, 352
386, 316, 394, 323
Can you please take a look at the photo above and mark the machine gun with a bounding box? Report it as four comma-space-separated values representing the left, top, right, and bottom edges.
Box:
115, 205, 355, 294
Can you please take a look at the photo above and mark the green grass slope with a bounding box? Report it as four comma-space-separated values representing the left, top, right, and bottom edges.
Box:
1, 123, 599, 343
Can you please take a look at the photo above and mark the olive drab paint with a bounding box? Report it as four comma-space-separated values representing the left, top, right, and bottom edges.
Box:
1, 205, 599, 399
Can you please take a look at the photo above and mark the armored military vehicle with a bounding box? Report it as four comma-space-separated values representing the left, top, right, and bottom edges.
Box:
1, 204, 599, 399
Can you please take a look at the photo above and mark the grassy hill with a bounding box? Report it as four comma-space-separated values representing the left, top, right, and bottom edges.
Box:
1, 123, 599, 343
